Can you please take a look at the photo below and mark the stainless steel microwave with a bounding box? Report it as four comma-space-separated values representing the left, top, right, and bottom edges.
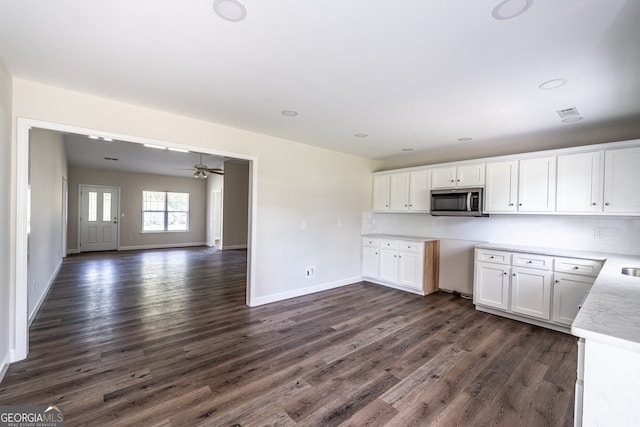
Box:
430, 188, 487, 217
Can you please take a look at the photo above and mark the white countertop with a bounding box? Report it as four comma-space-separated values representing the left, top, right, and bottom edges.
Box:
362, 234, 440, 242
475, 242, 607, 261
476, 242, 640, 352
571, 254, 640, 352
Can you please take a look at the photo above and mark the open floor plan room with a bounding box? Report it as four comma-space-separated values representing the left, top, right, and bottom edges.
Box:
0, 247, 577, 426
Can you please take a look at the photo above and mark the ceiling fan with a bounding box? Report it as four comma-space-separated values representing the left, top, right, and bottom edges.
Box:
178, 154, 224, 179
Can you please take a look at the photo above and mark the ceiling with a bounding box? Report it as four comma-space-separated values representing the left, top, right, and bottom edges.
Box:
61, 132, 226, 178
2, 0, 640, 164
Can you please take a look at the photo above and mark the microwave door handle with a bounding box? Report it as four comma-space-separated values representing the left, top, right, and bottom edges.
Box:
466, 192, 472, 211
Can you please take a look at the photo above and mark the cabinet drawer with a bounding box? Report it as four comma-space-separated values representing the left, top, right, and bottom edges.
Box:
363, 238, 380, 248
380, 239, 400, 250
513, 253, 553, 270
399, 241, 422, 253
475, 249, 511, 265
554, 257, 603, 277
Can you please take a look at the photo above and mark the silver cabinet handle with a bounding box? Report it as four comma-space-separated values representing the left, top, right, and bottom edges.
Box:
605, 202, 610, 206
592, 202, 597, 206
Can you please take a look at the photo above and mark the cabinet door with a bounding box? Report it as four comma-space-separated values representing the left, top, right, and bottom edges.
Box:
379, 249, 399, 283
362, 246, 380, 279
398, 250, 423, 291
408, 171, 430, 212
604, 146, 640, 213
457, 164, 485, 187
474, 262, 510, 310
511, 267, 552, 320
556, 152, 603, 213
518, 156, 556, 212
389, 173, 409, 211
431, 167, 457, 189
552, 273, 593, 326
484, 161, 518, 213
372, 175, 390, 211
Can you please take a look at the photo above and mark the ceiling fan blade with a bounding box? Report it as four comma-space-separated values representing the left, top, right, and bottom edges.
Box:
208, 170, 224, 175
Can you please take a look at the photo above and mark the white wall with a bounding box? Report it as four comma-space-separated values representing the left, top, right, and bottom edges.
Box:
11, 79, 379, 307
67, 167, 207, 251
0, 62, 12, 378
28, 129, 68, 321
365, 212, 640, 255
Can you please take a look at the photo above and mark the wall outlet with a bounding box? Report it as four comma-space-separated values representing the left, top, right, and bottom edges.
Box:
594, 227, 605, 239
301, 220, 307, 230
305, 266, 315, 278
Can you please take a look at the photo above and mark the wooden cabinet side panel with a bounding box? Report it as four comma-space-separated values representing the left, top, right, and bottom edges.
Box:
423, 240, 440, 295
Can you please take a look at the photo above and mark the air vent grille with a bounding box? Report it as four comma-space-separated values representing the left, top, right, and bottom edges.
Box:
557, 107, 580, 118
103, 157, 119, 161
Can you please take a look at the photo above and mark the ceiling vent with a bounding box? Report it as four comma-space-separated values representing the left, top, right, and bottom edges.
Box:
557, 107, 580, 118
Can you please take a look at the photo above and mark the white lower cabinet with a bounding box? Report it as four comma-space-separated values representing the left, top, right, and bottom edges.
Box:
510, 267, 552, 320
362, 237, 439, 295
474, 262, 510, 310
552, 273, 594, 326
362, 245, 380, 279
473, 247, 603, 333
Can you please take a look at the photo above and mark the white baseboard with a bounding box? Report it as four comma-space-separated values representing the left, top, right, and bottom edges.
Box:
29, 260, 62, 325
0, 349, 11, 383
250, 276, 362, 307
118, 242, 207, 251
67, 248, 80, 254
222, 244, 247, 250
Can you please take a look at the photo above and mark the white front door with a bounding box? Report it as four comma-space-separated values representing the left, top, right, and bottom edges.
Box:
79, 185, 119, 252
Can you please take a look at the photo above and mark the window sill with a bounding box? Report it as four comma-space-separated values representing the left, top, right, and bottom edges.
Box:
140, 230, 190, 234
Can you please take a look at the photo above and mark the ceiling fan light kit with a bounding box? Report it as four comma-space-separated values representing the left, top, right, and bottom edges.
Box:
193, 169, 208, 179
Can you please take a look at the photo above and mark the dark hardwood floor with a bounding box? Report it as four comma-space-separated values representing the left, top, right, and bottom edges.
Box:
0, 247, 578, 426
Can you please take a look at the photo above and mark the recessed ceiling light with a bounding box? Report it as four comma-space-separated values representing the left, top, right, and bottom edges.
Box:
143, 143, 167, 150
355, 134, 368, 138
213, 0, 247, 22
168, 147, 189, 153
539, 79, 567, 90
562, 116, 584, 123
458, 137, 473, 142
401, 148, 414, 152
102, 137, 114, 142
492, 0, 533, 20
103, 157, 118, 161
88, 135, 99, 140
281, 110, 298, 117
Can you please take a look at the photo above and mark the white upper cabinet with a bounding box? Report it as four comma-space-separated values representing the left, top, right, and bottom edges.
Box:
372, 174, 390, 211
556, 151, 603, 213
373, 140, 640, 216
484, 161, 518, 213
603, 146, 640, 213
408, 170, 431, 211
389, 173, 409, 211
431, 164, 484, 189
431, 167, 456, 188
518, 156, 556, 212
387, 170, 430, 212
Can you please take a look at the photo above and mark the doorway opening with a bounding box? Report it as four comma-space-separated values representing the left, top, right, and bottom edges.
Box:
14, 117, 258, 362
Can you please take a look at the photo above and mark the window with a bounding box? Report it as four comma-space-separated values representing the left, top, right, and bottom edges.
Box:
142, 191, 189, 232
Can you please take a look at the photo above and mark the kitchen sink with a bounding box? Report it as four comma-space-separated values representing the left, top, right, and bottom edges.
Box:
621, 267, 640, 277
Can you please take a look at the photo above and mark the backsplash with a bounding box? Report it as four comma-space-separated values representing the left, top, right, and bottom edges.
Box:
363, 212, 640, 255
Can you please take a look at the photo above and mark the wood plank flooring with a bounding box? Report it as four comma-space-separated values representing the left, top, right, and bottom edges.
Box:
0, 247, 578, 426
